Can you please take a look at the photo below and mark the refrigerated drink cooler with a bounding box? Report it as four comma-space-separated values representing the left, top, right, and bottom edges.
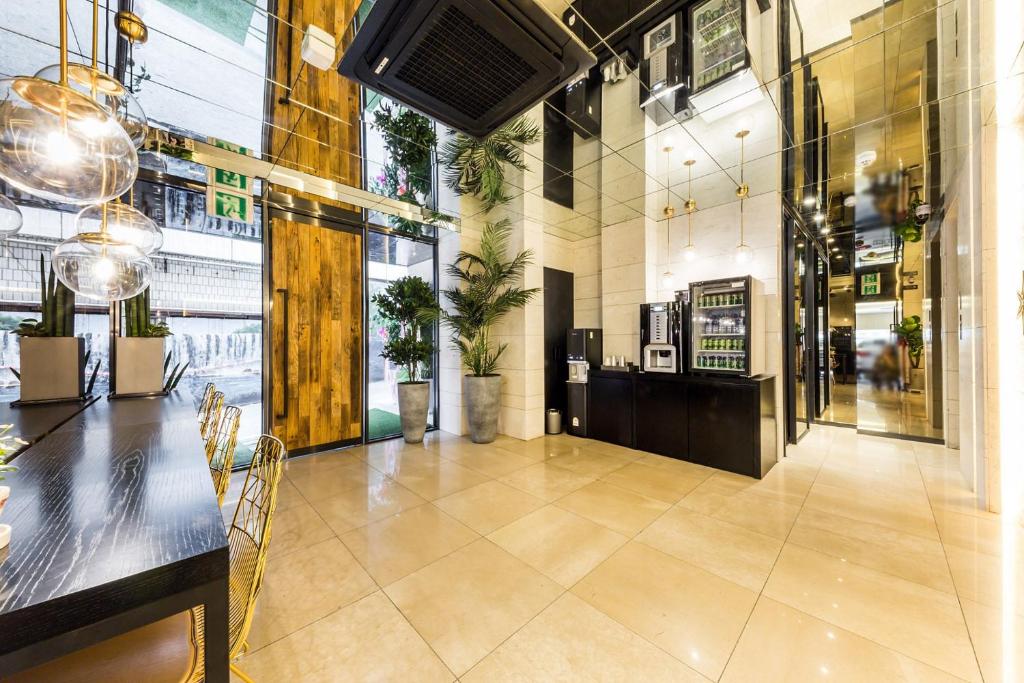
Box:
690, 276, 764, 376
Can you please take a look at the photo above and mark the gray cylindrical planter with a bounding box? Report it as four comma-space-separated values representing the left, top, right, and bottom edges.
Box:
464, 374, 501, 443
397, 381, 430, 443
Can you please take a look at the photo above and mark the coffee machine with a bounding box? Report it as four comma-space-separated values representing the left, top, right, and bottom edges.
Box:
566, 328, 602, 437
640, 302, 681, 373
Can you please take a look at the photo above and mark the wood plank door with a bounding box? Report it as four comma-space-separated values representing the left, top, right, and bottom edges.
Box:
270, 214, 362, 453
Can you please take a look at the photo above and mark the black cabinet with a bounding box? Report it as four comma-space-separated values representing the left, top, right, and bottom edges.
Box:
635, 376, 688, 459
582, 370, 777, 479
588, 373, 634, 448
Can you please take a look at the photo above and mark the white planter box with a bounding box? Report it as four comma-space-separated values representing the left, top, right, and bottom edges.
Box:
114, 337, 166, 396
18, 337, 84, 402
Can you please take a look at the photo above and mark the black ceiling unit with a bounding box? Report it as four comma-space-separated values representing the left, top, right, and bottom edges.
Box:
339, 0, 596, 139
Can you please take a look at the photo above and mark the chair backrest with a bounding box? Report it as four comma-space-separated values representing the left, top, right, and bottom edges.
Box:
200, 391, 225, 443
196, 382, 216, 423
206, 405, 241, 507
226, 434, 285, 658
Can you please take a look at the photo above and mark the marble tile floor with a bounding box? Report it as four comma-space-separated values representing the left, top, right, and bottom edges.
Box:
219, 425, 1022, 682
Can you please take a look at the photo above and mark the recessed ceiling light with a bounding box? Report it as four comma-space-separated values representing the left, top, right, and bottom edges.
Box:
813, 212, 825, 222
803, 196, 817, 207
797, 242, 804, 248
832, 247, 839, 252
843, 195, 857, 208
835, 254, 844, 259
827, 237, 835, 243
855, 150, 877, 168
820, 226, 830, 235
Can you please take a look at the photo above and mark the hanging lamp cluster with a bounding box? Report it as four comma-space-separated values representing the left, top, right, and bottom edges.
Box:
0, 0, 157, 301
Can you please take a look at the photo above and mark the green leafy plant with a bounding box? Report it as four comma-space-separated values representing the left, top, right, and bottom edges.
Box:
371, 104, 438, 235
15, 255, 76, 337
440, 116, 541, 213
163, 351, 190, 392
372, 276, 437, 383
123, 287, 171, 337
894, 198, 924, 243
0, 424, 27, 481
424, 220, 540, 376
895, 315, 924, 369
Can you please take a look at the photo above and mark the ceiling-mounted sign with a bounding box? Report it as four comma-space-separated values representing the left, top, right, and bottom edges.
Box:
861, 272, 881, 296
206, 138, 254, 223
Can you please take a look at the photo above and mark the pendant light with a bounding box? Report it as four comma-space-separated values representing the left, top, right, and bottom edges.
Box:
53, 203, 152, 301
35, 0, 149, 148
661, 143, 675, 288
682, 159, 698, 262
734, 130, 753, 264
0, 0, 138, 205
75, 198, 163, 255
0, 195, 23, 239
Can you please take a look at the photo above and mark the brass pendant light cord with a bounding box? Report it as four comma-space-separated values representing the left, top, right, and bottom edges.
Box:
92, 0, 99, 70
59, 0, 69, 86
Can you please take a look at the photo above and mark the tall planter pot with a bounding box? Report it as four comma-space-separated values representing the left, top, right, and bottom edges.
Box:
397, 381, 430, 444
464, 374, 501, 444
114, 337, 166, 396
18, 337, 85, 403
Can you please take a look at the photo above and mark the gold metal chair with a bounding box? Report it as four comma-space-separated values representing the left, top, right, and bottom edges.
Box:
200, 391, 225, 445
196, 381, 216, 425
205, 405, 241, 507
8, 434, 286, 683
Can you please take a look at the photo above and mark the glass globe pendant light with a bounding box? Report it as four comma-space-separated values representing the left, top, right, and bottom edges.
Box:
734, 130, 753, 264
54, 202, 152, 301
0, 0, 138, 205
0, 194, 23, 238
76, 198, 163, 255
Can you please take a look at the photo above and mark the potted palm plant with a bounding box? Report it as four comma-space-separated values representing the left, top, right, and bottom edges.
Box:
427, 219, 539, 443
372, 276, 438, 443
14, 256, 85, 403
114, 285, 173, 396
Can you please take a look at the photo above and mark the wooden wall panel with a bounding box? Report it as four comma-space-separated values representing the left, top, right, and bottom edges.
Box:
267, 0, 362, 210
271, 217, 362, 450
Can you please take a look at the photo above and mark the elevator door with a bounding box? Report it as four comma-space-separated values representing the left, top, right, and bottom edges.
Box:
270, 213, 363, 453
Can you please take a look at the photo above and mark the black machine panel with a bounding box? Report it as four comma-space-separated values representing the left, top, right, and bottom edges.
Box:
340, 0, 595, 138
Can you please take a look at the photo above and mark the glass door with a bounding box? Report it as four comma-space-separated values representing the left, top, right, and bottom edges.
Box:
366, 230, 438, 441
814, 251, 830, 418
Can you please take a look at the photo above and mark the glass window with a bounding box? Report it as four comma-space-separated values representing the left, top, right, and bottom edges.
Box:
366, 230, 436, 440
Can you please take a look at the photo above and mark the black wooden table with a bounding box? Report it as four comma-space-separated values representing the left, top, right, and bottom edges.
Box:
0, 394, 229, 681
0, 398, 96, 454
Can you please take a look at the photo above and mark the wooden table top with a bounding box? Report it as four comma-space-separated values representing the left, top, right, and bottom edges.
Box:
0, 399, 95, 453
0, 393, 228, 655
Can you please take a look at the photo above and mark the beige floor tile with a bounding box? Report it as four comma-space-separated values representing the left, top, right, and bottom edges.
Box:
434, 480, 546, 534
681, 476, 803, 539
944, 544, 1024, 616
385, 539, 562, 676
637, 506, 782, 591
492, 437, 578, 462
310, 478, 428, 535
933, 506, 1012, 557
267, 501, 335, 559
498, 461, 595, 501
287, 459, 389, 503
488, 506, 627, 588
437, 445, 538, 478
340, 504, 478, 585
222, 475, 303, 527
384, 457, 492, 501
283, 449, 361, 478
544, 450, 630, 478
636, 453, 715, 476
601, 461, 709, 503
580, 439, 646, 462
555, 480, 670, 536
763, 545, 981, 681
246, 538, 376, 652
803, 481, 940, 540
919, 465, 989, 518
573, 541, 757, 680
235, 591, 453, 682
463, 593, 709, 683
722, 597, 966, 683
788, 507, 955, 593
959, 597, 1024, 683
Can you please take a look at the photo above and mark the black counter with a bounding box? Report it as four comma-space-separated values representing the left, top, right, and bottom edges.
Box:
587, 370, 777, 479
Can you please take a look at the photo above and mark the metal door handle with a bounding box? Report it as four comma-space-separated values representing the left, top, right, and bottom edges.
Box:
275, 288, 289, 420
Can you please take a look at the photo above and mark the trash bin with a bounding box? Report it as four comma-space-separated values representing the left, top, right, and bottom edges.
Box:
545, 409, 562, 434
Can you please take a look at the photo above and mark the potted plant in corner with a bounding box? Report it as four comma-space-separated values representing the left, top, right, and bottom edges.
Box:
895, 314, 924, 369
14, 255, 86, 403
114, 285, 172, 396
372, 276, 438, 443
426, 219, 540, 443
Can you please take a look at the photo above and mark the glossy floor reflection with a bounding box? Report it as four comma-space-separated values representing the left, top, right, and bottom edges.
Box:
221, 426, 1019, 682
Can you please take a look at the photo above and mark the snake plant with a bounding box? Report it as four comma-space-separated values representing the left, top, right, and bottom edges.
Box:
15, 255, 76, 337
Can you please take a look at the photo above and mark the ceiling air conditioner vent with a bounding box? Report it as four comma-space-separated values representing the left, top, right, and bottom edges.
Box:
339, 0, 595, 138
